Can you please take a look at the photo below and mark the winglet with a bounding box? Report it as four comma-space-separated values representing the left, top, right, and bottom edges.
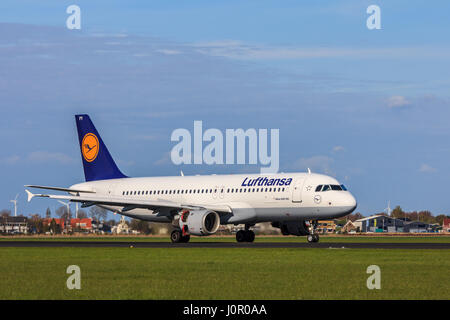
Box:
25, 189, 35, 202
307, 168, 311, 174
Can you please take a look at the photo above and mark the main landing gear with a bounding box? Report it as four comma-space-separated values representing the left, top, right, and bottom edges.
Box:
236, 224, 255, 243
307, 220, 320, 243
171, 229, 190, 243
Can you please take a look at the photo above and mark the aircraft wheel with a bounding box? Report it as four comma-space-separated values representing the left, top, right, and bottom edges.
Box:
171, 230, 182, 243
180, 235, 190, 243
236, 230, 246, 242
245, 230, 255, 242
313, 234, 320, 243
307, 234, 315, 243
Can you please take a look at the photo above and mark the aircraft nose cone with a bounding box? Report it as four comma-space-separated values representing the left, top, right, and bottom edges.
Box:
343, 194, 357, 213
348, 194, 357, 211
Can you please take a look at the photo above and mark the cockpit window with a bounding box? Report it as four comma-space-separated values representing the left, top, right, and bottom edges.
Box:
317, 184, 347, 192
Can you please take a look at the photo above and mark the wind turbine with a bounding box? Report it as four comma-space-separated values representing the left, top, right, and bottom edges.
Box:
58, 200, 71, 219
384, 200, 394, 230
384, 201, 391, 216
10, 194, 18, 217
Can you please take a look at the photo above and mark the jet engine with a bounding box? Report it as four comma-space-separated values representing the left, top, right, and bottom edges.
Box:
179, 209, 220, 236
271, 221, 310, 236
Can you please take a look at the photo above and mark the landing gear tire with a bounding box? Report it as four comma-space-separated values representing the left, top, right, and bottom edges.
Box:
245, 230, 255, 242
236, 230, 255, 242
236, 230, 246, 242
180, 235, 190, 243
171, 230, 182, 243
307, 234, 319, 243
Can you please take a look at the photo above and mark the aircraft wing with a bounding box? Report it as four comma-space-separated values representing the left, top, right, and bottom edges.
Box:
25, 189, 233, 215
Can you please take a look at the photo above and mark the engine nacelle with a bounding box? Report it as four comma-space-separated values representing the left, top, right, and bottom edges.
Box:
179, 209, 220, 236
271, 221, 310, 236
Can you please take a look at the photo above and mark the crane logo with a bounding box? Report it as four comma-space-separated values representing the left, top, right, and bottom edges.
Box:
82, 133, 99, 162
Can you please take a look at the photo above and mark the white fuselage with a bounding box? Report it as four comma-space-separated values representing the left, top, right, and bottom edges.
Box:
71, 172, 357, 225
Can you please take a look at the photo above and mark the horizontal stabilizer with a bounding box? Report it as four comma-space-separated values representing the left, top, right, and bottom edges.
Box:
25, 189, 48, 202
24, 185, 96, 194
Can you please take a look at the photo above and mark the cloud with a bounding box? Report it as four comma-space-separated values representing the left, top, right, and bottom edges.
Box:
419, 164, 437, 173
27, 151, 76, 165
154, 152, 172, 166
292, 155, 334, 174
332, 145, 345, 153
156, 49, 181, 55
387, 95, 411, 108
0, 155, 20, 165
192, 41, 450, 61
133, 134, 164, 141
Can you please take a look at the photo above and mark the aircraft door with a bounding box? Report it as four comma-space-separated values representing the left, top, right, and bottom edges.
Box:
291, 178, 305, 203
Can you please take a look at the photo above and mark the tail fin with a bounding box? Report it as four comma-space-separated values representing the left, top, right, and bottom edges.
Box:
75, 114, 127, 181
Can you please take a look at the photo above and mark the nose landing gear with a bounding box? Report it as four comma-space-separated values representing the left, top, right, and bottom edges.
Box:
307, 220, 320, 243
307, 233, 319, 243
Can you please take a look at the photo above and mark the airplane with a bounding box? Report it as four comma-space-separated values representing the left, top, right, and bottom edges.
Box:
25, 114, 357, 243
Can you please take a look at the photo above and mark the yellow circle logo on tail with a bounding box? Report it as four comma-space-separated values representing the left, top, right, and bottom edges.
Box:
82, 133, 99, 162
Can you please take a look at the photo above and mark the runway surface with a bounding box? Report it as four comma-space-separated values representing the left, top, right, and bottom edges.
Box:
0, 241, 449, 249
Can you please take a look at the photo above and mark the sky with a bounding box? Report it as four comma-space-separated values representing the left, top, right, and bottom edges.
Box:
0, 1, 449, 219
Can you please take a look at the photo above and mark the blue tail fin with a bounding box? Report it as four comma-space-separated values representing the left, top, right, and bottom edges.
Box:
75, 114, 127, 181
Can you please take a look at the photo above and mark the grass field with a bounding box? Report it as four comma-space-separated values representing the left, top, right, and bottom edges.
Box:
0, 246, 449, 299
1, 235, 450, 243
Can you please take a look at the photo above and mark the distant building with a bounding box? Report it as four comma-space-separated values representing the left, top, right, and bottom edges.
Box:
0, 216, 28, 234
403, 221, 436, 233
42, 218, 65, 230
354, 215, 405, 233
341, 220, 357, 233
443, 218, 450, 233
317, 220, 336, 233
112, 216, 130, 234
70, 218, 92, 231
354, 214, 436, 233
